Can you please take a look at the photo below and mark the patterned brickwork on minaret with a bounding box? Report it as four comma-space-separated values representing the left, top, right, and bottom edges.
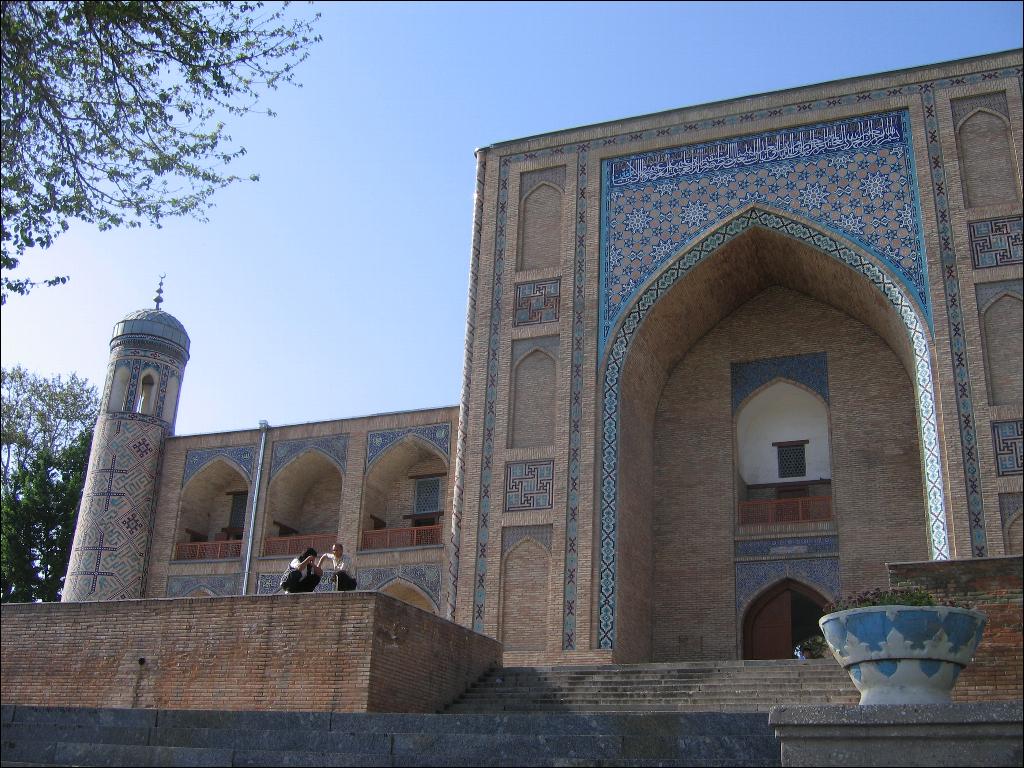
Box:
63, 282, 189, 602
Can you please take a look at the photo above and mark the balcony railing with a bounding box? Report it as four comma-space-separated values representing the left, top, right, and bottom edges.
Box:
737, 496, 832, 526
262, 532, 337, 558
360, 524, 442, 551
173, 540, 242, 561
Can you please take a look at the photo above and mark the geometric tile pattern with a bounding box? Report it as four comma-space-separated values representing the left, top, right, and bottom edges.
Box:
735, 557, 840, 613
502, 524, 552, 555
735, 536, 838, 559
999, 492, 1023, 532
347, 563, 441, 609
976, 279, 1024, 313
601, 111, 929, 347
969, 216, 1023, 269
514, 278, 561, 326
505, 460, 554, 512
182, 445, 255, 486
467, 62, 1019, 651
598, 208, 948, 649
731, 352, 829, 412
165, 573, 241, 597
255, 571, 334, 594
992, 420, 1023, 477
270, 434, 348, 479
446, 153, 486, 621
366, 423, 451, 468
63, 416, 166, 601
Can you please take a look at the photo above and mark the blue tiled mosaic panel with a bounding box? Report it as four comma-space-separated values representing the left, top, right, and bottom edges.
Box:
969, 216, 1023, 269
415, 477, 442, 514
999, 493, 1022, 531
731, 353, 828, 412
993, 420, 1023, 477
514, 278, 561, 326
166, 574, 241, 597
601, 111, 929, 347
502, 524, 552, 554
366, 423, 451, 467
735, 557, 840, 613
355, 564, 441, 608
505, 460, 554, 512
270, 435, 348, 479
735, 536, 838, 558
183, 445, 255, 486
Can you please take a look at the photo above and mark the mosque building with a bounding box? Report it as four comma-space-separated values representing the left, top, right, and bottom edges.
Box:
63, 49, 1023, 667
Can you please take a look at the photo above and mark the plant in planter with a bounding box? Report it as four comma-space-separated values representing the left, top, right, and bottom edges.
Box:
818, 588, 987, 705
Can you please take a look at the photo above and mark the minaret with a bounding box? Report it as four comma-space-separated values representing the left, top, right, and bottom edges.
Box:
63, 279, 190, 601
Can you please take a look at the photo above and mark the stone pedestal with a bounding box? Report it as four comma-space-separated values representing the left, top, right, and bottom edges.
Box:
770, 702, 1023, 767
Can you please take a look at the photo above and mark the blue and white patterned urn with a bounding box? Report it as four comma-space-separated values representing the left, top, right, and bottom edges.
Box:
819, 605, 987, 705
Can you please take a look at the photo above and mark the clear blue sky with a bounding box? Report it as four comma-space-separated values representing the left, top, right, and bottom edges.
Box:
2, 1, 1021, 436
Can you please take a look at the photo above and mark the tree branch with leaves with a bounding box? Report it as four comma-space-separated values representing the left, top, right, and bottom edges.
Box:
1, 1, 321, 302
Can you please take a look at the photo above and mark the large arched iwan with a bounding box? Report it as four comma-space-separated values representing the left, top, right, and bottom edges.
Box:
596, 207, 947, 651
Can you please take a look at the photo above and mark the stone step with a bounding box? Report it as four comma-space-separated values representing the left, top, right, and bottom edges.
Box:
0, 706, 783, 767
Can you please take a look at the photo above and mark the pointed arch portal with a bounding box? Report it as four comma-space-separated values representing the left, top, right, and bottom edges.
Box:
597, 208, 947, 651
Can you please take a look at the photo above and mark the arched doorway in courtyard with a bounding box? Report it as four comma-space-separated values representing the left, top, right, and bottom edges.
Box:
743, 579, 828, 660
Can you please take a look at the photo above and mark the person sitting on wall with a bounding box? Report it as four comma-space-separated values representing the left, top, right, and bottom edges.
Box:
281, 547, 322, 593
318, 542, 357, 591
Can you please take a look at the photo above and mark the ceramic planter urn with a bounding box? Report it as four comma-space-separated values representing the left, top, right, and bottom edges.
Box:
818, 605, 987, 705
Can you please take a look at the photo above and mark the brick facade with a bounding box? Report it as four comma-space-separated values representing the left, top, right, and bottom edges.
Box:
0, 593, 500, 713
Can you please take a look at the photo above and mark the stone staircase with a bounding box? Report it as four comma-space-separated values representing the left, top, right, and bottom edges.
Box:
445, 658, 858, 713
1, 705, 780, 766
1, 660, 857, 766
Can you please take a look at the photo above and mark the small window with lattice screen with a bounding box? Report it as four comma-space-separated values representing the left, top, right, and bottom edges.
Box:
776, 442, 807, 478
411, 476, 442, 526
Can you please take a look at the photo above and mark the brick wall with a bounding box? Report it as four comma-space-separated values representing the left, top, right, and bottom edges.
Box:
888, 556, 1023, 702
0, 593, 500, 713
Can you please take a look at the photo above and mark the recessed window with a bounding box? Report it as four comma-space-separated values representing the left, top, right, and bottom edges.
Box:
777, 443, 807, 478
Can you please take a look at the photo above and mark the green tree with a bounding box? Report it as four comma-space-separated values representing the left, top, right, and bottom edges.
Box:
0, 366, 99, 601
1, 430, 92, 602
1, 1, 320, 302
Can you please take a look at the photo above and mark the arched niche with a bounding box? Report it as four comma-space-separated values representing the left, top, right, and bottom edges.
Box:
509, 347, 557, 449
380, 579, 436, 613
742, 579, 829, 660
517, 182, 563, 272
264, 450, 343, 541
956, 109, 1019, 208
162, 375, 180, 424
361, 436, 449, 547
980, 294, 1023, 407
135, 367, 160, 415
108, 366, 130, 412
736, 380, 832, 489
499, 537, 550, 652
176, 458, 250, 550
601, 210, 943, 658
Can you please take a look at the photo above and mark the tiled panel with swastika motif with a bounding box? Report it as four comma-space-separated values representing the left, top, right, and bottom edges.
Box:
505, 460, 554, 511
969, 216, 1023, 269
993, 420, 1023, 477
514, 278, 561, 326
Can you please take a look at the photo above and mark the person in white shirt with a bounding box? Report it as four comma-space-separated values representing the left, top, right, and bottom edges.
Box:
317, 542, 356, 591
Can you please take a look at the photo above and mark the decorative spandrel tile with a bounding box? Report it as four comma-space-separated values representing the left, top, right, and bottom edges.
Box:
183, 446, 255, 486
969, 216, 1023, 269
505, 460, 554, 511
366, 423, 451, 467
270, 434, 348, 479
600, 111, 929, 348
993, 420, 1023, 477
731, 353, 828, 412
514, 278, 561, 326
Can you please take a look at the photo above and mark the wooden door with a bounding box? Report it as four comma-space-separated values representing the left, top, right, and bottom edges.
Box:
747, 589, 793, 659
